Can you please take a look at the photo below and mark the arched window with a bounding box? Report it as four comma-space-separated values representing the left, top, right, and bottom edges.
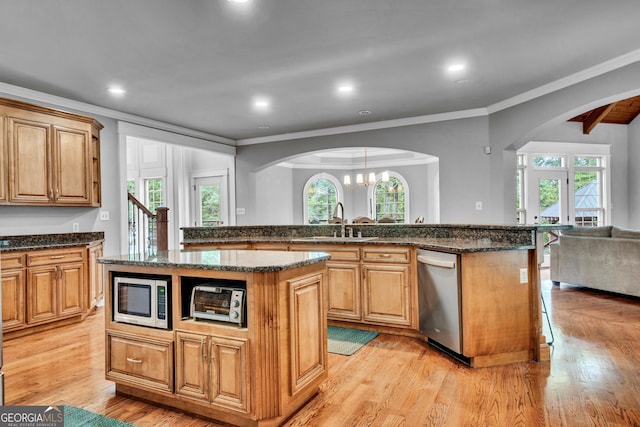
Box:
370, 172, 409, 223
303, 173, 342, 224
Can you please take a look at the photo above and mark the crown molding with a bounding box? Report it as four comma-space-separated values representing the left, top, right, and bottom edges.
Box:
0, 81, 236, 147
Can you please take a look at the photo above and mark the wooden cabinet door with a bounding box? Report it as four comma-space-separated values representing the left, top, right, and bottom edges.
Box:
26, 266, 57, 324
53, 126, 90, 204
288, 273, 326, 395
362, 264, 411, 326
57, 262, 84, 318
326, 262, 361, 321
209, 335, 249, 412
2, 268, 26, 332
175, 331, 209, 401
7, 116, 52, 204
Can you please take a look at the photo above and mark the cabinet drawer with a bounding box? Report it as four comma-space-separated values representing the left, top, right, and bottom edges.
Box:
27, 248, 85, 266
362, 247, 411, 263
106, 330, 174, 393
291, 244, 360, 262
1, 252, 25, 269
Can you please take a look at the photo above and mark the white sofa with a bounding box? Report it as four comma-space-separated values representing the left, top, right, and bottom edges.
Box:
550, 226, 640, 298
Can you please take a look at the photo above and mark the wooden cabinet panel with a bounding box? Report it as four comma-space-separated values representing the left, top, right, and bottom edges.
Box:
53, 126, 90, 204
176, 331, 249, 412
175, 331, 209, 401
210, 336, 249, 412
326, 262, 361, 321
27, 267, 57, 324
58, 262, 84, 317
106, 330, 174, 393
2, 268, 26, 332
461, 251, 531, 359
27, 248, 84, 266
0, 98, 102, 207
0, 114, 5, 203
362, 264, 411, 326
288, 273, 326, 395
0, 252, 25, 270
7, 116, 51, 203
362, 247, 411, 263
88, 244, 104, 310
25, 247, 86, 325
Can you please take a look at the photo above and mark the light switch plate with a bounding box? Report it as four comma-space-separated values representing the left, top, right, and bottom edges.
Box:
72, 223, 80, 232
475, 201, 483, 210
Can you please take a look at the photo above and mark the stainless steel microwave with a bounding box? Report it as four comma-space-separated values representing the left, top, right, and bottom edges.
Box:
113, 276, 170, 329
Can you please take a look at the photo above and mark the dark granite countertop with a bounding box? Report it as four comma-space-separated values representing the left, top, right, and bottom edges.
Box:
181, 224, 540, 253
98, 249, 330, 273
0, 232, 105, 252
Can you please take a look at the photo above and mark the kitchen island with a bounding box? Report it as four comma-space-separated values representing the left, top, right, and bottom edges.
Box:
99, 249, 330, 427
182, 224, 550, 367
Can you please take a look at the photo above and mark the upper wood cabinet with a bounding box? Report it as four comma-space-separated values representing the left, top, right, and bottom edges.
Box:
0, 97, 103, 207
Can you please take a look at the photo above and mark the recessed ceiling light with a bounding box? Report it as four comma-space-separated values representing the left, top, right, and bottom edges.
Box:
107, 86, 126, 96
447, 63, 466, 73
253, 97, 271, 111
228, 0, 249, 3
338, 85, 354, 93
358, 110, 372, 115
257, 124, 270, 129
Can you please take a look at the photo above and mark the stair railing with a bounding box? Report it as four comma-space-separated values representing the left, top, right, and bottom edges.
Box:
127, 193, 169, 254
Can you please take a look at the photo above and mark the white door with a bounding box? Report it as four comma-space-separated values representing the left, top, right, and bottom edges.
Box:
192, 176, 228, 227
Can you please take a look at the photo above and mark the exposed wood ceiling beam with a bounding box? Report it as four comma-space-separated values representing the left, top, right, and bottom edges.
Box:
582, 102, 617, 134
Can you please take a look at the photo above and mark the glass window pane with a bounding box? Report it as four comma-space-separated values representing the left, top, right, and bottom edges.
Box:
200, 184, 221, 226
374, 176, 405, 223
574, 170, 601, 226
307, 178, 337, 224
533, 156, 563, 168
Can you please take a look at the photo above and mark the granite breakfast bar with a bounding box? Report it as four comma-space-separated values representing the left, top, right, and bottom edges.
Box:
99, 249, 330, 427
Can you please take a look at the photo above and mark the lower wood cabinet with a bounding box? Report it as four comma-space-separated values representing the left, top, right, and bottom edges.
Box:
106, 330, 174, 393
1, 264, 26, 332
362, 263, 411, 326
175, 331, 249, 413
2, 243, 102, 335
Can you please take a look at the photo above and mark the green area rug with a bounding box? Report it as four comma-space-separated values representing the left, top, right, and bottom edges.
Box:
64, 406, 135, 427
327, 326, 378, 356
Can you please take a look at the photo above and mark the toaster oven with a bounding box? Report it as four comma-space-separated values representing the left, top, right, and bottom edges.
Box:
190, 285, 245, 326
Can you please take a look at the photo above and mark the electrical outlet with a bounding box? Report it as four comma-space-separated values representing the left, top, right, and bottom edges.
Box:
520, 268, 528, 283
475, 201, 483, 210
72, 223, 80, 232
236, 208, 246, 215
99, 211, 109, 221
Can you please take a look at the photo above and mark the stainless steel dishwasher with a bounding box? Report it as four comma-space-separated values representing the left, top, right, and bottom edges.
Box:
417, 249, 463, 356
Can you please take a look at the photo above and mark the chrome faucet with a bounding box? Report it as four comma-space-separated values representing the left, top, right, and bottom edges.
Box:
334, 202, 345, 237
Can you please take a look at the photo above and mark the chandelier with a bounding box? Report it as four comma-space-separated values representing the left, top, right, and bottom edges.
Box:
343, 149, 389, 187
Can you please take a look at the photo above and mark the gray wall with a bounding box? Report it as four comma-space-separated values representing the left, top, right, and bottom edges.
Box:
236, 116, 491, 225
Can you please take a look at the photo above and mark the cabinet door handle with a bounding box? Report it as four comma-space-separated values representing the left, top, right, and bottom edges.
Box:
202, 340, 207, 361
126, 357, 143, 364
379, 253, 392, 258
50, 255, 66, 259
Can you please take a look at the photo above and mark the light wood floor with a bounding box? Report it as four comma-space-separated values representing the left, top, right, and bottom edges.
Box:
4, 272, 640, 426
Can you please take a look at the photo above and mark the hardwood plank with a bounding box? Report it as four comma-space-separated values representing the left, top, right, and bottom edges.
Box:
3, 270, 640, 426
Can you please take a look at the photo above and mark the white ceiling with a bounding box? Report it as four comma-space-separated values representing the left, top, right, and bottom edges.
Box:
1, 0, 640, 144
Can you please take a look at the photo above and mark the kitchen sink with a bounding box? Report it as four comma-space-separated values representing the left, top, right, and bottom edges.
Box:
292, 236, 379, 242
